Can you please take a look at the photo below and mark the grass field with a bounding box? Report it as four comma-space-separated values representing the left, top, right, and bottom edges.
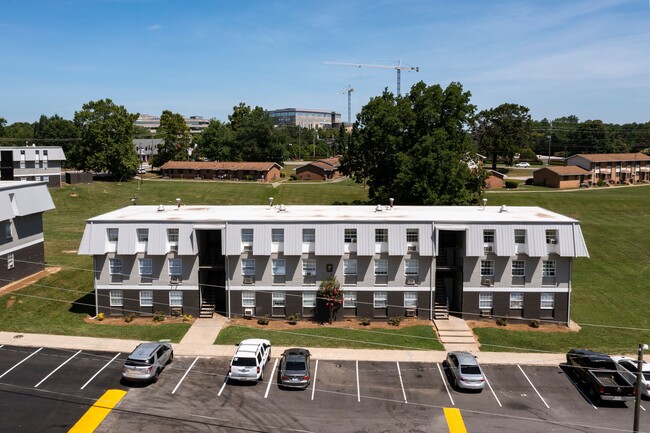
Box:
1, 177, 649, 353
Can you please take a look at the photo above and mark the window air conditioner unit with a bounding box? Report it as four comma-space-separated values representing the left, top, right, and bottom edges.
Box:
480, 309, 492, 318
243, 276, 254, 284
170, 276, 181, 284
243, 308, 254, 317
407, 245, 417, 252
404, 309, 416, 317
406, 277, 417, 285
169, 244, 178, 252
484, 245, 493, 253
548, 239, 557, 245
481, 278, 493, 287
305, 272, 314, 277
243, 245, 252, 252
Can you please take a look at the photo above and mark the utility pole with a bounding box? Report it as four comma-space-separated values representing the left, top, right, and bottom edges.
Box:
325, 60, 419, 96
633, 343, 647, 432
547, 122, 553, 165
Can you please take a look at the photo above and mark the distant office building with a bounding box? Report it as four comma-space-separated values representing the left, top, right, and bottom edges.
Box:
0, 146, 66, 188
135, 115, 210, 135
268, 108, 341, 129
134, 139, 162, 164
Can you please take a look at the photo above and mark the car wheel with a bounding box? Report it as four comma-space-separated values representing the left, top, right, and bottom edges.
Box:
259, 371, 264, 381
152, 369, 160, 383
167, 352, 174, 364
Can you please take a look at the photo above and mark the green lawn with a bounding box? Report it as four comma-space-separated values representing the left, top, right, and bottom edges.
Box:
2, 177, 649, 353
215, 324, 443, 350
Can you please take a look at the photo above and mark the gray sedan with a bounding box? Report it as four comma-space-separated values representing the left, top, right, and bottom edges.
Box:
279, 348, 311, 389
445, 351, 485, 391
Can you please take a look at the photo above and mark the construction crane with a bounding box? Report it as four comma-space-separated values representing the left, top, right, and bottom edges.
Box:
337, 85, 354, 124
325, 60, 419, 96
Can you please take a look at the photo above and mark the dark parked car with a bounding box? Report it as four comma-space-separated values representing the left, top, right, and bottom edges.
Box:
566, 349, 635, 401
279, 348, 311, 389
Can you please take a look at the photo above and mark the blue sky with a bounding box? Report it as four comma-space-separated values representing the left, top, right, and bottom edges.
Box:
1, 0, 649, 125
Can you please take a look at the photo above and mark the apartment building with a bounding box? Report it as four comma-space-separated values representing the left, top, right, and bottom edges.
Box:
78, 203, 588, 324
566, 153, 650, 185
0, 181, 55, 287
0, 146, 66, 187
268, 108, 341, 129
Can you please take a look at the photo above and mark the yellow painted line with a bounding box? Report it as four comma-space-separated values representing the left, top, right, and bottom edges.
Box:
68, 389, 127, 433
444, 407, 468, 433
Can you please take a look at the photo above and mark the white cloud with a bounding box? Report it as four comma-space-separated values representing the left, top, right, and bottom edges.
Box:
148, 24, 162, 31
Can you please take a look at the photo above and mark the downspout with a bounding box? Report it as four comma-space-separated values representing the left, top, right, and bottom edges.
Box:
225, 222, 231, 319
430, 223, 435, 321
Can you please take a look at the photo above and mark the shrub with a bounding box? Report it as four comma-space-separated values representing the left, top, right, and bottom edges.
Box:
360, 317, 371, 326
530, 319, 540, 328
289, 174, 297, 181
182, 314, 193, 322
153, 311, 166, 322
597, 178, 606, 187
124, 312, 136, 323
97, 312, 105, 321
388, 316, 402, 326
504, 180, 518, 189
280, 172, 286, 178
525, 178, 534, 185
287, 313, 301, 325
257, 315, 269, 325
496, 317, 508, 326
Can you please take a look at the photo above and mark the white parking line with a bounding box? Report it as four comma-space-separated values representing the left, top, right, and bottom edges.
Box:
484, 374, 502, 407
356, 360, 360, 402
264, 358, 279, 399
437, 363, 455, 406
80, 352, 121, 390
517, 365, 550, 409
217, 378, 228, 396
311, 360, 318, 401
396, 362, 407, 403
35, 350, 81, 388
0, 347, 42, 380
172, 356, 199, 395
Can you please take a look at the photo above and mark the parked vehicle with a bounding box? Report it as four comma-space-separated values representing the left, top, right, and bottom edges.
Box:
565, 349, 636, 401
122, 341, 173, 383
279, 348, 311, 389
445, 351, 485, 391
515, 162, 531, 167
611, 356, 650, 398
228, 339, 272, 382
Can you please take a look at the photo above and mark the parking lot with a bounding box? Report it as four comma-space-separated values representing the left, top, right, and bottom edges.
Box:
1, 344, 648, 432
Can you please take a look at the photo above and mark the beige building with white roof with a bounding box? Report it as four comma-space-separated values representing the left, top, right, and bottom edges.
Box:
78, 202, 588, 325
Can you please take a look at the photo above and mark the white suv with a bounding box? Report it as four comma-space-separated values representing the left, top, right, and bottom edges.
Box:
228, 339, 272, 382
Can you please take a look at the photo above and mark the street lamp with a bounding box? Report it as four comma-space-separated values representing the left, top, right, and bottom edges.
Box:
633, 343, 648, 433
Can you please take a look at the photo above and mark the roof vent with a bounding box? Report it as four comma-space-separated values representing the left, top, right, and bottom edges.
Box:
278, 204, 287, 212
176, 198, 181, 209
481, 198, 488, 210
375, 204, 383, 212
500, 204, 508, 213
389, 198, 394, 209
268, 197, 274, 207
157, 204, 165, 212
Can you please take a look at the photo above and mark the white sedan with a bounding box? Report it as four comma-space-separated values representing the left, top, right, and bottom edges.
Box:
515, 162, 531, 168
611, 356, 650, 397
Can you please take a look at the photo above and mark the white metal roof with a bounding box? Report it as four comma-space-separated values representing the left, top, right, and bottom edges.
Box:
0, 181, 55, 220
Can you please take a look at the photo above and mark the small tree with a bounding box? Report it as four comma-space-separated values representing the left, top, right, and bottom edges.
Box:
317, 276, 343, 324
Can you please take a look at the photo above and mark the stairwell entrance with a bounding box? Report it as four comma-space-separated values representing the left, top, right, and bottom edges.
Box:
435, 229, 465, 319
196, 229, 226, 318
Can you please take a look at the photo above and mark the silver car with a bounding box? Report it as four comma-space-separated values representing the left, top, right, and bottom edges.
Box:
445, 351, 486, 391
611, 356, 650, 398
279, 348, 311, 389
122, 342, 173, 383
228, 339, 271, 382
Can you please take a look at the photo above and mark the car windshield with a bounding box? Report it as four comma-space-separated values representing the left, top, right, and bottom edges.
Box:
285, 361, 306, 371
644, 373, 650, 381
232, 357, 256, 367
460, 365, 481, 375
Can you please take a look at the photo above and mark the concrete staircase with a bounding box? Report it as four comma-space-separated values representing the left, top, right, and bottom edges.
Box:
434, 316, 480, 353
433, 277, 449, 320
199, 293, 216, 319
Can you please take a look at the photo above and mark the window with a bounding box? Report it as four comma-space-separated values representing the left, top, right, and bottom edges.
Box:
107, 228, 119, 242
546, 229, 558, 244
109, 258, 122, 275
510, 292, 524, 309
241, 259, 255, 276
140, 290, 153, 307
4, 222, 12, 240
344, 228, 357, 243
514, 229, 526, 244
137, 228, 149, 243
343, 259, 357, 275
7, 253, 14, 270
302, 259, 316, 276
480, 260, 494, 276
169, 291, 183, 307
167, 228, 179, 243
404, 259, 419, 276
483, 229, 495, 243
303, 292, 316, 308
271, 228, 284, 243
43, 159, 48, 169
302, 228, 315, 242
404, 292, 417, 308
542, 260, 556, 277
272, 291, 286, 307
374, 291, 388, 308
272, 259, 285, 275
43, 175, 49, 182
241, 228, 253, 243
138, 258, 152, 275
168, 258, 182, 276
479, 292, 493, 309
242, 291, 256, 307
339, 291, 356, 308
512, 260, 525, 277
406, 229, 419, 243
109, 290, 123, 307
541, 293, 555, 309
375, 228, 388, 242
374, 259, 388, 276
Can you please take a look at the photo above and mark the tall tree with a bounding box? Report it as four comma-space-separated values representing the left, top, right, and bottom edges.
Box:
152, 110, 192, 166
194, 119, 235, 161
33, 114, 80, 156
0, 117, 6, 137
3, 122, 34, 140
474, 103, 532, 170
70, 98, 139, 178
228, 103, 282, 163
342, 82, 483, 205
